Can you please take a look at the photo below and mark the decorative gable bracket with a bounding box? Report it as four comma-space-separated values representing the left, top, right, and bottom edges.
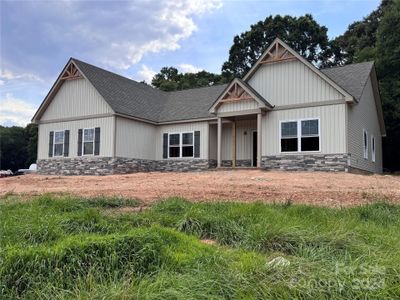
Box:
259, 40, 296, 65
209, 78, 273, 114
60, 63, 82, 80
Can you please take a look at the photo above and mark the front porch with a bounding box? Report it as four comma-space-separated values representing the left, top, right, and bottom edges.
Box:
209, 113, 263, 168
208, 78, 273, 169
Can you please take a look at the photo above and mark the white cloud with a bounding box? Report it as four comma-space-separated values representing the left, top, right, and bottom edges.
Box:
0, 93, 36, 127
137, 64, 157, 84
178, 63, 204, 73
0, 80, 4, 86
0, 69, 43, 82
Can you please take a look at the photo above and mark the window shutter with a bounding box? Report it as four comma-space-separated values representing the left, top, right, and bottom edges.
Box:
94, 127, 100, 155
194, 131, 200, 158
48, 131, 54, 157
77, 129, 83, 156
64, 130, 70, 157
163, 133, 168, 159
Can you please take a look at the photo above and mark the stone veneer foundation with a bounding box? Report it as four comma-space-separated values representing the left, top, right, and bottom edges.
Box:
37, 157, 217, 175
37, 154, 350, 175
261, 154, 350, 172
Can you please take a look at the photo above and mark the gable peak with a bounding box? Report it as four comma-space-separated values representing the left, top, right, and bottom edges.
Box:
60, 61, 82, 81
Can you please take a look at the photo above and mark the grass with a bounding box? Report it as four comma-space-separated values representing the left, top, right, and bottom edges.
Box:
1, 194, 400, 299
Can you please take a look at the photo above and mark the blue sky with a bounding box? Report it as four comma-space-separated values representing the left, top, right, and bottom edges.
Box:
0, 0, 380, 126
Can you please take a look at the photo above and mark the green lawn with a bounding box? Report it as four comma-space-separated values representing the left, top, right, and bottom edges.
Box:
1, 194, 399, 299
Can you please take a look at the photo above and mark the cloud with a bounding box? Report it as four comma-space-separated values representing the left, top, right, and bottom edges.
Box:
0, 93, 36, 127
0, 69, 43, 82
137, 65, 157, 84
179, 63, 204, 73
2, 0, 222, 75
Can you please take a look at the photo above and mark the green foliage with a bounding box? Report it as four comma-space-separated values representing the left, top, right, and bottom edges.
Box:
221, 14, 332, 77
151, 67, 230, 92
0, 123, 38, 171
1, 195, 400, 299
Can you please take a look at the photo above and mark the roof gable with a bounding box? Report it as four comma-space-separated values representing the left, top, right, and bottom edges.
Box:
243, 38, 355, 102
209, 78, 273, 114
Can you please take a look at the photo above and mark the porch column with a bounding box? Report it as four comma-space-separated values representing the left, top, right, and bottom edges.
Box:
257, 112, 262, 168
232, 121, 236, 167
217, 117, 222, 168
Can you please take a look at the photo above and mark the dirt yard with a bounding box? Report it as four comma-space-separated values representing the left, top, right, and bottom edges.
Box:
1, 170, 399, 207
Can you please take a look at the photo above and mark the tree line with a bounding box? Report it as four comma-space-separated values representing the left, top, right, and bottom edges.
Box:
151, 0, 399, 172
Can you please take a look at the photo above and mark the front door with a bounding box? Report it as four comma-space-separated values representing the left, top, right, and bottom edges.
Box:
252, 131, 257, 167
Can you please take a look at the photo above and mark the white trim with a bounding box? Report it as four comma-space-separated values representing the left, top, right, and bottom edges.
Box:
167, 131, 195, 159
363, 129, 368, 159
279, 118, 321, 154
82, 127, 95, 156
371, 135, 375, 162
53, 130, 65, 157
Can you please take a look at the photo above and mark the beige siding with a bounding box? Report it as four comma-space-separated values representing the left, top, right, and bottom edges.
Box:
248, 60, 344, 106
41, 78, 113, 121
348, 77, 382, 173
156, 122, 210, 160
221, 119, 257, 160
38, 116, 114, 159
262, 104, 347, 155
218, 99, 259, 113
115, 117, 157, 160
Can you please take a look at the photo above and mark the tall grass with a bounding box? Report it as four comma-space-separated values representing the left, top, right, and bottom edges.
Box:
1, 194, 399, 299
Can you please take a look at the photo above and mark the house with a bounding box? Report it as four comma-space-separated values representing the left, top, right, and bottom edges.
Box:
32, 38, 385, 175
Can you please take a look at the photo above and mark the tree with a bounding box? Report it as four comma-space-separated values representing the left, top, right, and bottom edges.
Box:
333, 0, 391, 65
375, 0, 400, 171
221, 14, 332, 78
152, 67, 229, 92
0, 126, 28, 171
25, 123, 38, 166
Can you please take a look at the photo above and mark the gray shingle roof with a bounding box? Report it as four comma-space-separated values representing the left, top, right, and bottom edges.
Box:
320, 61, 374, 101
72, 58, 374, 123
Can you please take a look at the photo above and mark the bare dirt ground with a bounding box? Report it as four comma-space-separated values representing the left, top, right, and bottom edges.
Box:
1, 170, 399, 207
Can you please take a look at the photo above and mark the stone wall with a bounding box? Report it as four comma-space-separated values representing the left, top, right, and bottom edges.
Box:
37, 157, 218, 175
261, 154, 350, 172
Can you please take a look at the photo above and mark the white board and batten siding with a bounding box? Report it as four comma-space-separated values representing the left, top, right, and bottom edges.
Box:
262, 104, 347, 156
155, 122, 210, 160
40, 78, 113, 121
218, 99, 259, 113
248, 60, 345, 106
38, 116, 114, 159
115, 117, 157, 160
348, 78, 383, 173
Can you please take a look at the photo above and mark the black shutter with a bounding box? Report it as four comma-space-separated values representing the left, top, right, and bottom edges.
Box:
194, 131, 200, 158
64, 130, 70, 157
163, 133, 168, 159
48, 131, 54, 157
94, 127, 100, 155
77, 129, 83, 156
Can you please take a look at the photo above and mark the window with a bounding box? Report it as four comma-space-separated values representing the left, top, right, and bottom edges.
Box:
280, 119, 319, 152
371, 135, 375, 162
83, 128, 95, 155
281, 121, 298, 152
169, 133, 180, 158
168, 132, 194, 158
53, 131, 64, 156
301, 119, 319, 151
363, 129, 368, 159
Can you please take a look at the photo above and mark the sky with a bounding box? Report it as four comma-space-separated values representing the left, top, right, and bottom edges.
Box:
0, 0, 381, 127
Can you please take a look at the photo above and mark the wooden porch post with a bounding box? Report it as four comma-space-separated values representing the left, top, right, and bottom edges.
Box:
257, 113, 262, 168
232, 121, 236, 167
217, 117, 222, 168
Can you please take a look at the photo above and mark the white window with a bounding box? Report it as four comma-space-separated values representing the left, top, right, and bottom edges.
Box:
280, 119, 320, 152
363, 129, 368, 159
371, 135, 376, 162
83, 128, 95, 155
53, 131, 64, 156
168, 132, 194, 158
